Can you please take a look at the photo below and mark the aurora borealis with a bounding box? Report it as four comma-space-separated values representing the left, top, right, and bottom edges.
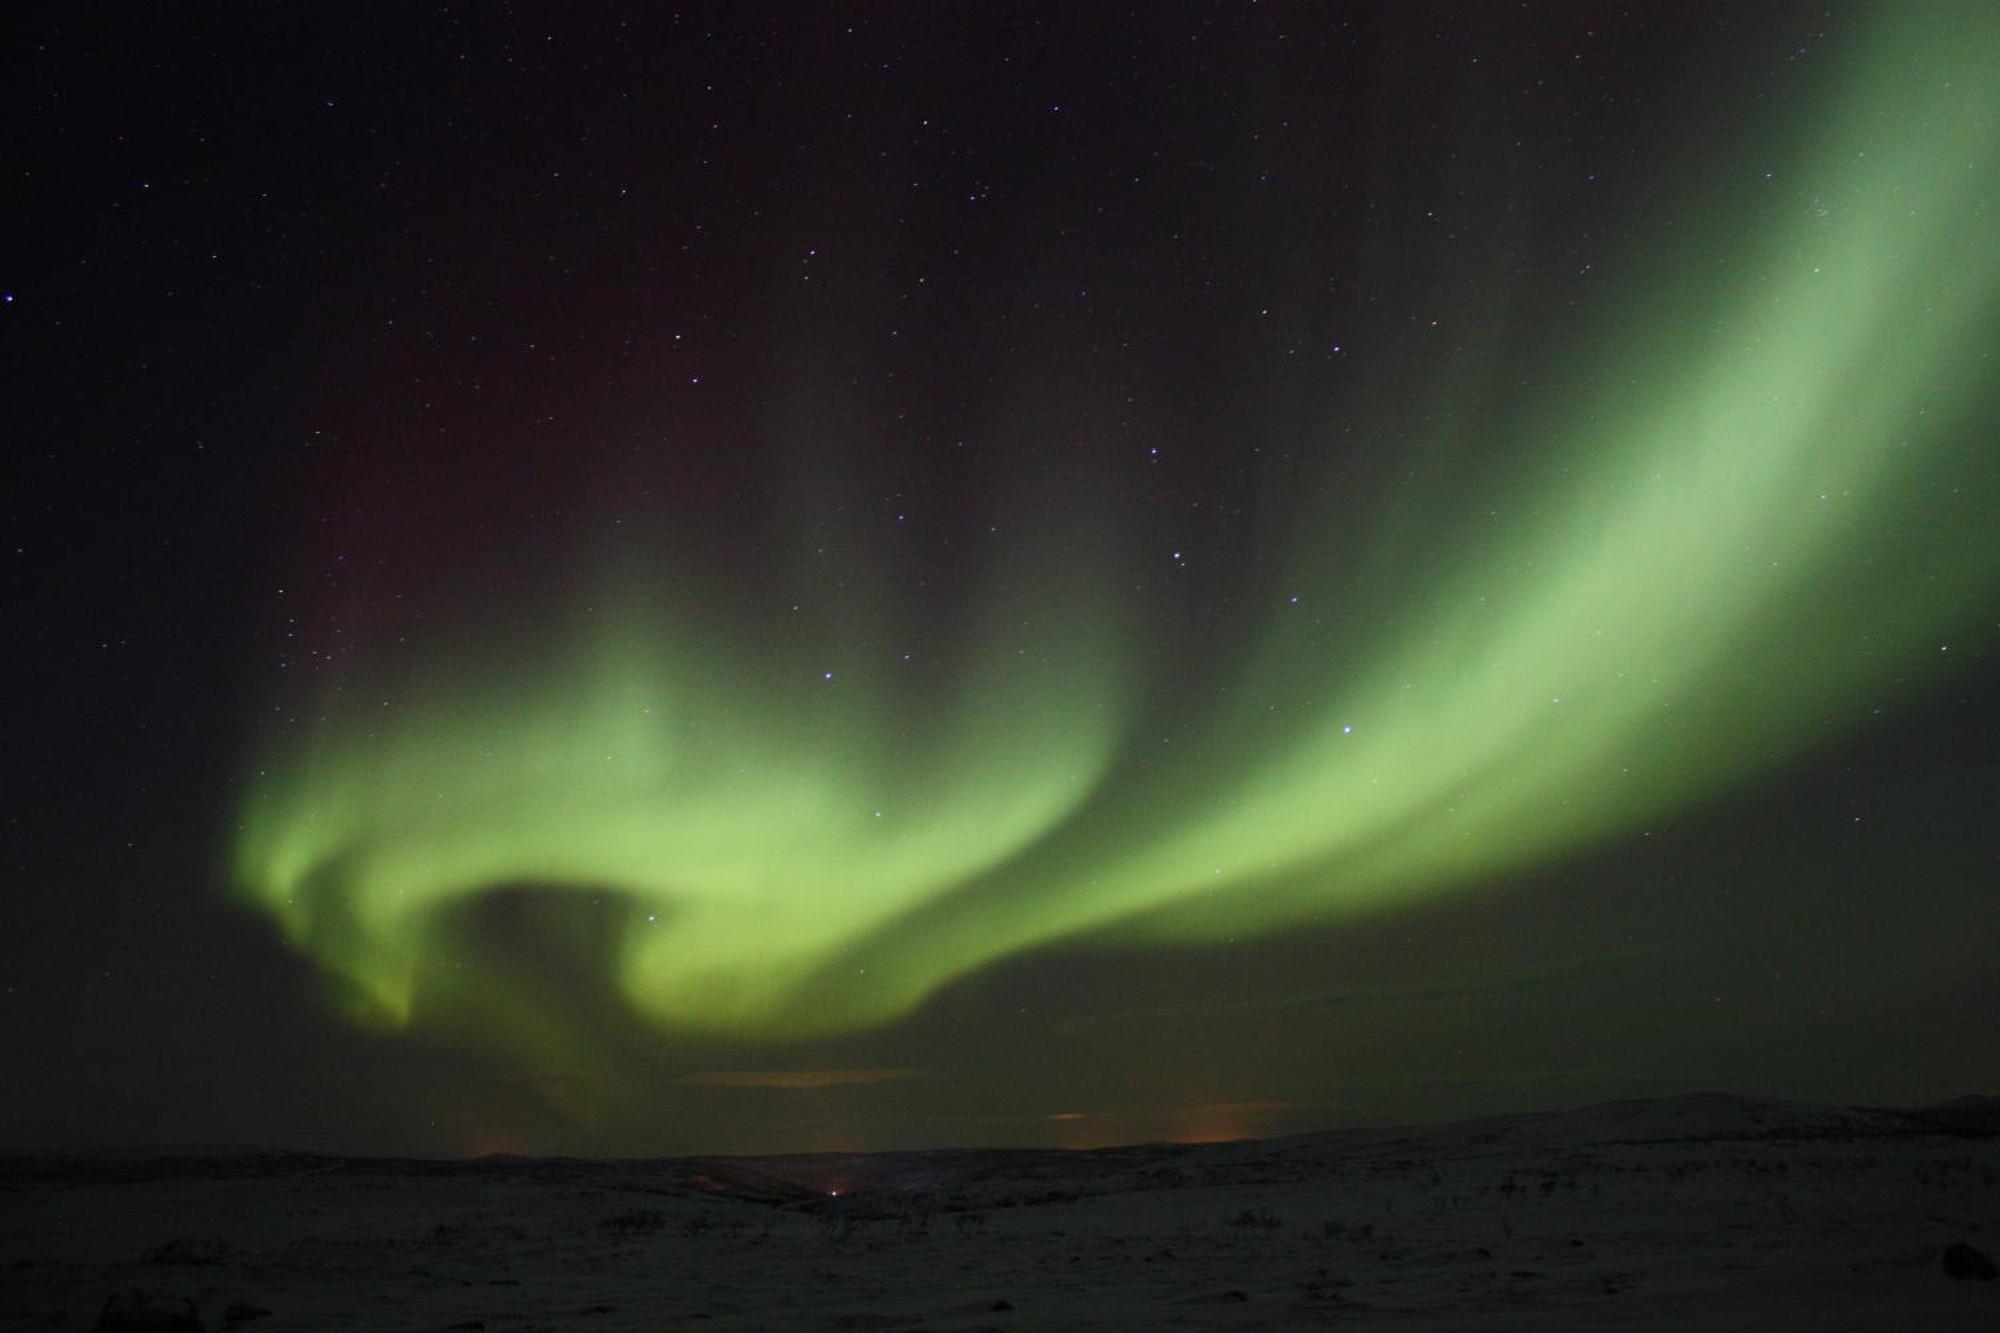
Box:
233, 2, 1999, 1039
9, 2, 1997, 1156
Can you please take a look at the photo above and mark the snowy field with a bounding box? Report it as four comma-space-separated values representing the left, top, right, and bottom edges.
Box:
4, 1094, 1995, 1330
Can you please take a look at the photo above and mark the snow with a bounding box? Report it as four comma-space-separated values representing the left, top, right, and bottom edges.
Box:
2, 1094, 1994, 1329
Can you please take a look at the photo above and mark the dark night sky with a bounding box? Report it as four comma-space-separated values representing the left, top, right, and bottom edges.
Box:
5, 3, 1996, 1158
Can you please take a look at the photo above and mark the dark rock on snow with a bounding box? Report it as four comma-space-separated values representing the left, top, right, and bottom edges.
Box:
1942, 1241, 1996, 1280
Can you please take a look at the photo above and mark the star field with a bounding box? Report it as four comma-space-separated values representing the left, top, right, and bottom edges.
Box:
5, 1, 1997, 1156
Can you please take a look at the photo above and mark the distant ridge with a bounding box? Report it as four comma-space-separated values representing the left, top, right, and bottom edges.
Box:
0, 1148, 819, 1203
5, 1092, 1989, 1200
1410, 1091, 1907, 1149
1881, 1094, 2000, 1138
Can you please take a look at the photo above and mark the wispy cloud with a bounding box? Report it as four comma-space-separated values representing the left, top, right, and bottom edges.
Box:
1189, 1099, 1316, 1115
676, 1068, 925, 1090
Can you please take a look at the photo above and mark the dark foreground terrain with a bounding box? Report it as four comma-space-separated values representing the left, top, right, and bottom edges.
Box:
3, 1094, 1996, 1330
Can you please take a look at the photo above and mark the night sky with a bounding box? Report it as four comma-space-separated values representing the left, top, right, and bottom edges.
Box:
6, 2, 1996, 1159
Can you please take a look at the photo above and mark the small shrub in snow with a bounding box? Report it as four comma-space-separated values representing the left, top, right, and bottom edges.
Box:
144, 1237, 228, 1265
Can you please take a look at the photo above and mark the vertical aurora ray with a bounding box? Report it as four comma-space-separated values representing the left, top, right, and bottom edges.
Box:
235, 5, 1998, 1048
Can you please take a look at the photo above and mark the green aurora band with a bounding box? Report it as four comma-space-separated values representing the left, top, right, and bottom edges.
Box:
236, 7, 1999, 1050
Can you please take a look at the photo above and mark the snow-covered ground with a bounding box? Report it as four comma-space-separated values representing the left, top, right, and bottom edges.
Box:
4, 1094, 1995, 1330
